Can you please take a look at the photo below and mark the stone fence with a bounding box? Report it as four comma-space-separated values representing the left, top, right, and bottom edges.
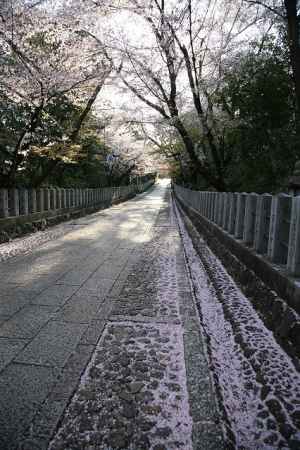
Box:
174, 184, 300, 277
0, 179, 155, 239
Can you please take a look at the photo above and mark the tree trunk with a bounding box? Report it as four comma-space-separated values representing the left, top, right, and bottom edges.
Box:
285, 1, 300, 106
173, 117, 227, 191
7, 101, 44, 187
69, 80, 107, 143
284, 0, 300, 136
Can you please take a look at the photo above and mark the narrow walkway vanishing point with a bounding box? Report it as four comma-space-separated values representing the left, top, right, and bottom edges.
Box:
0, 180, 299, 450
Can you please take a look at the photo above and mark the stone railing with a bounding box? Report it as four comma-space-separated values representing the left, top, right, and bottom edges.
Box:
0, 178, 155, 237
174, 184, 300, 277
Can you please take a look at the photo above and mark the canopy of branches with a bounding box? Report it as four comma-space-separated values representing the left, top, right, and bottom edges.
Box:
1, 0, 299, 191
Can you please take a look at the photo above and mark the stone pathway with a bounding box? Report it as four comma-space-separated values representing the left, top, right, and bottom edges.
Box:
0, 181, 223, 450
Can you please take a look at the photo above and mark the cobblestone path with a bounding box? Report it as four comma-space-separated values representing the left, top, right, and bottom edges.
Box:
0, 181, 223, 450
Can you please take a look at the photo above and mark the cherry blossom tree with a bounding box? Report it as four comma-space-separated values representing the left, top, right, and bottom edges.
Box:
0, 0, 112, 186
91, 0, 265, 189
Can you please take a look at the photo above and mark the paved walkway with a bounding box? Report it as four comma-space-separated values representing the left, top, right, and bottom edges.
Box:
0, 181, 222, 450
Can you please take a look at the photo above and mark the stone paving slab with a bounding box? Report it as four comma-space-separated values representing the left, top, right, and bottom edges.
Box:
81, 319, 106, 345
15, 321, 88, 367
0, 288, 36, 316
82, 277, 118, 295
0, 337, 28, 371
0, 305, 56, 339
20, 274, 66, 293
30, 284, 79, 307
89, 264, 125, 280
53, 291, 105, 323
55, 267, 99, 286
0, 363, 56, 448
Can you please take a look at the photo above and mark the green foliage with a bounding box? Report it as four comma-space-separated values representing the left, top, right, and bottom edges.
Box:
0, 92, 107, 187
217, 42, 298, 192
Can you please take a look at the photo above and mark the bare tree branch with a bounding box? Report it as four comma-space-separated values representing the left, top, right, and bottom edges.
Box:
243, 0, 286, 18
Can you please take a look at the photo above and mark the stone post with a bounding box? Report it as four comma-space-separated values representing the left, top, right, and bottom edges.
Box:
209, 193, 214, 220
217, 193, 226, 227
75, 189, 79, 207
267, 194, 292, 264
243, 193, 258, 246
71, 189, 74, 208
9, 189, 19, 217
0, 189, 9, 218
19, 189, 29, 216
201, 192, 205, 216
68, 189, 72, 208
43, 189, 50, 211
228, 193, 238, 235
234, 193, 247, 239
76, 188, 80, 207
206, 192, 210, 219
205, 192, 209, 217
70, 189, 74, 207
36, 189, 44, 212
61, 189, 66, 209
287, 196, 300, 276
204, 192, 207, 217
65, 189, 69, 208
254, 194, 272, 254
72, 189, 76, 207
214, 193, 219, 224
222, 193, 231, 231
211, 193, 217, 223
56, 189, 62, 210
28, 189, 37, 214
208, 192, 212, 220
50, 189, 56, 210
74, 188, 78, 207
67, 189, 71, 208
